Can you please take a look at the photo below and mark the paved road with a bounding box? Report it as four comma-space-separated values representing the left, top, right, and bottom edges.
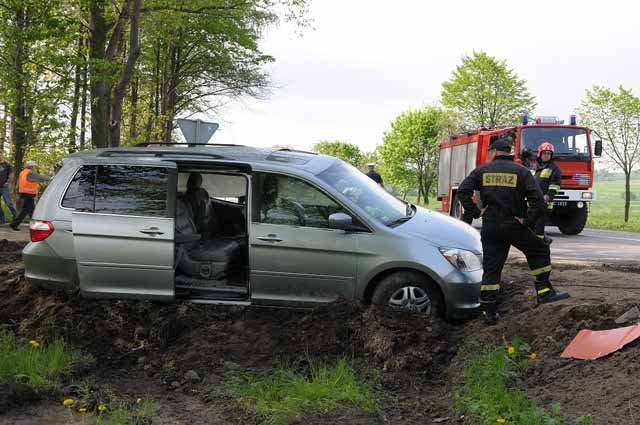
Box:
545, 226, 640, 263
3, 222, 640, 263
0, 223, 29, 242
505, 226, 640, 264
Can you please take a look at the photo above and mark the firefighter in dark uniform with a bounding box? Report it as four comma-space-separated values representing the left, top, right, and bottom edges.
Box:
532, 141, 561, 242
457, 136, 569, 325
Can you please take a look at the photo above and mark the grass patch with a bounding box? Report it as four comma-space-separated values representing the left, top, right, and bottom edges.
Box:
0, 330, 93, 389
588, 179, 640, 232
226, 357, 379, 425
458, 338, 578, 425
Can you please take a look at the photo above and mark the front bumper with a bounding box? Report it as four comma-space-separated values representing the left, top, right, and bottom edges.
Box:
441, 268, 481, 320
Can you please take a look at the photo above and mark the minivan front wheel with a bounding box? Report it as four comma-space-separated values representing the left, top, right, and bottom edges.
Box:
371, 271, 444, 317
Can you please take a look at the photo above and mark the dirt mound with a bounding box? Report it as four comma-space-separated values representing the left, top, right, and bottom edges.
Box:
464, 264, 640, 425
0, 271, 458, 376
0, 384, 40, 414
3, 260, 640, 424
0, 267, 468, 424
0, 239, 26, 265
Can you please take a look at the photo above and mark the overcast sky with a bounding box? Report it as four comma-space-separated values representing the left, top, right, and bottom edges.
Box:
209, 0, 640, 153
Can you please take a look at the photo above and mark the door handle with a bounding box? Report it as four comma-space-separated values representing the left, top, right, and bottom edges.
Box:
257, 234, 282, 242
139, 227, 164, 236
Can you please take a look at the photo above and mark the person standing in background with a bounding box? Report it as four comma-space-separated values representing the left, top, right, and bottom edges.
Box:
0, 151, 17, 225
365, 163, 384, 188
10, 160, 50, 230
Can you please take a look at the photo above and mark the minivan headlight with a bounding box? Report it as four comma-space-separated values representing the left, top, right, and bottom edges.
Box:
439, 248, 482, 272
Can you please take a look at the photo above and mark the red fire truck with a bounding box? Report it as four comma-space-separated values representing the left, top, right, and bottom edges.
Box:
437, 115, 602, 235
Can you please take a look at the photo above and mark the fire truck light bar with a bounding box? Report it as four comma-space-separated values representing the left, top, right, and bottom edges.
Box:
536, 116, 560, 124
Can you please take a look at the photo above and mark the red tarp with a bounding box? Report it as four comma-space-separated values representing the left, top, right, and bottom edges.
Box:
561, 324, 640, 360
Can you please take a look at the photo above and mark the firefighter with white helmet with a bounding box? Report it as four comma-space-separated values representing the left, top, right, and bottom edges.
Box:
532, 141, 562, 242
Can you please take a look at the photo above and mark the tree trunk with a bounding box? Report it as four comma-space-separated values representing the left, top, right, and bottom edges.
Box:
68, 37, 83, 153
128, 75, 139, 141
108, 0, 142, 147
89, 0, 110, 149
0, 101, 7, 153
79, 38, 88, 150
161, 42, 174, 142
423, 181, 432, 205
625, 171, 631, 223
144, 39, 161, 143
11, 7, 28, 177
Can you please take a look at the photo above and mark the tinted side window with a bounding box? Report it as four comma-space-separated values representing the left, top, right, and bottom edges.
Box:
94, 165, 168, 217
252, 172, 341, 228
61, 166, 96, 211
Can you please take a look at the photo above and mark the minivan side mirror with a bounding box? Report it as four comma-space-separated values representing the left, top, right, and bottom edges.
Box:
594, 140, 603, 157
329, 212, 353, 230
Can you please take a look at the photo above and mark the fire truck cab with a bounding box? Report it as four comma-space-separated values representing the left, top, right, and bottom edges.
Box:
437, 115, 602, 235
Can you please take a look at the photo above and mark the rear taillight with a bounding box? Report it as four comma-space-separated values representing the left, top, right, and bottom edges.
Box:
29, 220, 54, 242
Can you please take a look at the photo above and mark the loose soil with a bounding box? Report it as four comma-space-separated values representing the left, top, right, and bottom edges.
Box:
1, 238, 639, 425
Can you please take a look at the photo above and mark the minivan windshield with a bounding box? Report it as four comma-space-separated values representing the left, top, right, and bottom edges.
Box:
521, 127, 590, 161
317, 160, 411, 226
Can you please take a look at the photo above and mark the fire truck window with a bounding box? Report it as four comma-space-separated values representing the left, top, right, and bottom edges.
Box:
521, 128, 589, 160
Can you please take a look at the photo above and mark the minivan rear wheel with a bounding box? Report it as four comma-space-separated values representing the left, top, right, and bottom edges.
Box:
371, 271, 444, 317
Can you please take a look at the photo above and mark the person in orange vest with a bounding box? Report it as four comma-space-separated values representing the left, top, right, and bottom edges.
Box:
10, 160, 50, 231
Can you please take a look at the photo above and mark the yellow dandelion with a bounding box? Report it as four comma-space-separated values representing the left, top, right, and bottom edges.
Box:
507, 346, 515, 355
98, 404, 107, 412
136, 398, 142, 404
63, 398, 74, 406
497, 418, 507, 424
530, 353, 537, 360
79, 408, 87, 413
29, 340, 40, 348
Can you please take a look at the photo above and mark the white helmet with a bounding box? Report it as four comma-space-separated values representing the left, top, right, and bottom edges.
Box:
25, 160, 36, 168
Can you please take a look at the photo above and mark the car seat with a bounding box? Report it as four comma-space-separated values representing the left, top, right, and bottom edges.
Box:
183, 173, 216, 236
175, 197, 241, 279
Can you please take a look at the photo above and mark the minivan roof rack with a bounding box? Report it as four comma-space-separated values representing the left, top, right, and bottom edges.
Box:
98, 149, 227, 160
276, 148, 317, 155
135, 142, 242, 147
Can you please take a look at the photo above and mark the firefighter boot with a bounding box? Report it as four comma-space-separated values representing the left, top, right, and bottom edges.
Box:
481, 302, 499, 326
535, 281, 570, 305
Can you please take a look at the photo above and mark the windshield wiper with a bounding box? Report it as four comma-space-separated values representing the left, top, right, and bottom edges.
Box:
386, 216, 413, 227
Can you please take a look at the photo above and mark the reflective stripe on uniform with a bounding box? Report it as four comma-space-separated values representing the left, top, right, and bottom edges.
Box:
548, 184, 560, 191
531, 265, 552, 276
536, 235, 544, 239
547, 203, 554, 210
537, 287, 551, 295
540, 169, 552, 178
481, 284, 500, 291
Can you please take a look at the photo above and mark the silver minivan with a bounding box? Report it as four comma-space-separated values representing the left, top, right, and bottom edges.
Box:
23, 145, 482, 319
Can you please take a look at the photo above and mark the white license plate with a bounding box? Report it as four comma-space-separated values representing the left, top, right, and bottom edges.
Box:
554, 201, 568, 206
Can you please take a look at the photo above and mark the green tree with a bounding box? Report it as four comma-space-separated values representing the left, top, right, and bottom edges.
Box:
441, 51, 536, 129
379, 106, 456, 205
0, 0, 76, 174
313, 140, 363, 167
578, 85, 640, 223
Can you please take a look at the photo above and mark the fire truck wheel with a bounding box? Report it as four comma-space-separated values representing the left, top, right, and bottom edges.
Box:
371, 271, 444, 317
557, 207, 588, 235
